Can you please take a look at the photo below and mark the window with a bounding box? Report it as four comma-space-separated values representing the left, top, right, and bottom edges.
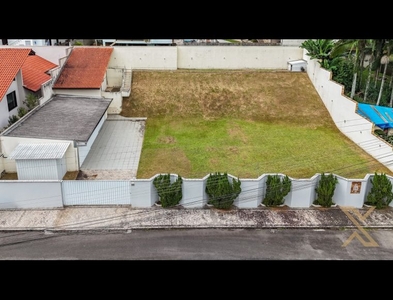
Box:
7, 91, 17, 111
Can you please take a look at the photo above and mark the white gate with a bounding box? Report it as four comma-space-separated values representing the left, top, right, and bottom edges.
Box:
62, 180, 132, 206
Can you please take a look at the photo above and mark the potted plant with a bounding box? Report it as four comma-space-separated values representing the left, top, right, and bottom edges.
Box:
313, 173, 339, 207
153, 173, 183, 208
365, 172, 393, 209
262, 174, 291, 207
205, 172, 241, 209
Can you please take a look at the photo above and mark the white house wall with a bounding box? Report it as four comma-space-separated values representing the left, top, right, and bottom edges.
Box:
1, 136, 78, 172
31, 46, 72, 65
0, 71, 25, 129
177, 46, 304, 69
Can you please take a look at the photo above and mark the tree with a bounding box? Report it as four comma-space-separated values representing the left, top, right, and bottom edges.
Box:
364, 40, 376, 102
336, 40, 367, 99
300, 39, 335, 68
377, 40, 392, 106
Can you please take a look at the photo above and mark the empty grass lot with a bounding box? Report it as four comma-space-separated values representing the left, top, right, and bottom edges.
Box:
120, 69, 393, 179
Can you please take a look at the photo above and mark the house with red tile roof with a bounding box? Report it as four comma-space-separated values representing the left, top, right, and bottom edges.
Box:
53, 46, 114, 97
0, 48, 32, 130
21, 55, 57, 98
52, 46, 128, 114
0, 48, 59, 130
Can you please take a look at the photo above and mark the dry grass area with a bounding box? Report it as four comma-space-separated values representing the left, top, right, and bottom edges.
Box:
121, 70, 333, 126
119, 69, 393, 179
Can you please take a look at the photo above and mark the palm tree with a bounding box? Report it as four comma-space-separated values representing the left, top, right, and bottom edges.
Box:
330, 39, 367, 98
376, 40, 392, 106
364, 40, 376, 102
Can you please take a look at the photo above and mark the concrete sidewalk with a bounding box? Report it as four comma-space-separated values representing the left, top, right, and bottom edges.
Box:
0, 205, 392, 232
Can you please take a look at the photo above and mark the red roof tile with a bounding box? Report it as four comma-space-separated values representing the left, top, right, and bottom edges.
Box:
22, 55, 58, 92
53, 47, 113, 89
0, 48, 31, 101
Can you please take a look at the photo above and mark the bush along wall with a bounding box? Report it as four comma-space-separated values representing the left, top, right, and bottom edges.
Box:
153, 173, 183, 208
262, 174, 291, 207
313, 173, 339, 207
205, 172, 241, 209
365, 172, 393, 209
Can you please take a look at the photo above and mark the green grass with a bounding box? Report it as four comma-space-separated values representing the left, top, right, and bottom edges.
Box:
137, 116, 391, 179
124, 70, 393, 180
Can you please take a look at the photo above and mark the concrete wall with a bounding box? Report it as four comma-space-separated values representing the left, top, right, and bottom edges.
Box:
1, 172, 390, 209
282, 40, 307, 46
177, 46, 303, 69
106, 68, 124, 86
108, 46, 178, 70
102, 91, 122, 114
304, 55, 393, 172
77, 113, 107, 167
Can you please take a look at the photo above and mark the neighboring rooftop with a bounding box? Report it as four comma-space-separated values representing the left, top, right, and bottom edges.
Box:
22, 55, 58, 92
0, 48, 32, 100
2, 95, 112, 142
53, 46, 113, 89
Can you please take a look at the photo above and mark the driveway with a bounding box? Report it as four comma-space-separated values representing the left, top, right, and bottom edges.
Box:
78, 114, 146, 180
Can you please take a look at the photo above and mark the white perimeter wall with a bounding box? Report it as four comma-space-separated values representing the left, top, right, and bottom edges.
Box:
177, 46, 303, 69
108, 46, 178, 70
304, 54, 393, 171
106, 45, 304, 70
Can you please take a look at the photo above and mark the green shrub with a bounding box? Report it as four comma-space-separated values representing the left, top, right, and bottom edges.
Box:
205, 172, 241, 209
24, 93, 39, 111
153, 173, 183, 208
314, 173, 338, 207
365, 172, 393, 209
262, 174, 291, 207
18, 107, 27, 118
8, 115, 19, 126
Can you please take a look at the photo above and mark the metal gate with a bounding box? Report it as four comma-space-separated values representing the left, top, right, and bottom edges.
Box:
62, 180, 131, 206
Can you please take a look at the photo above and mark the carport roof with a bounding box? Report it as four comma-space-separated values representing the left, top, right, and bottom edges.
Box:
8, 142, 70, 160
2, 95, 112, 143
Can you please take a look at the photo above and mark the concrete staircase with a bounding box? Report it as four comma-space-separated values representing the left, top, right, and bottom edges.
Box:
121, 69, 132, 97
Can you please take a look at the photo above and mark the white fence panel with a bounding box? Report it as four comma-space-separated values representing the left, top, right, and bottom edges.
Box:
62, 180, 131, 206
0, 181, 63, 209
